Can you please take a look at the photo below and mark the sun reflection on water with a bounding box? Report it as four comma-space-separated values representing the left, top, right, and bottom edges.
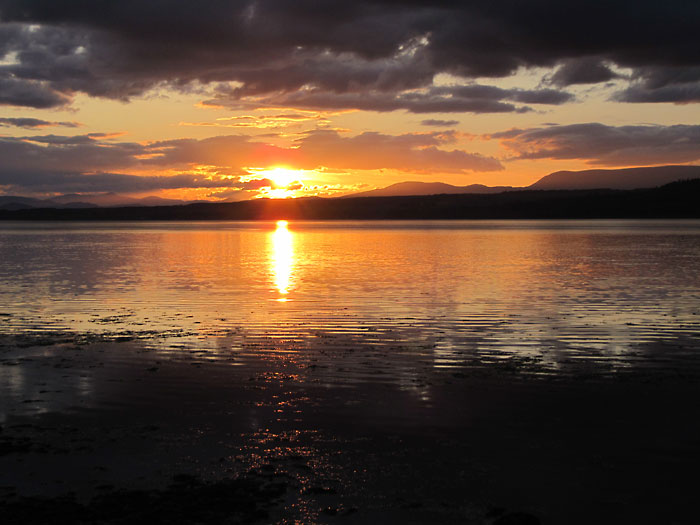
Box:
270, 220, 295, 300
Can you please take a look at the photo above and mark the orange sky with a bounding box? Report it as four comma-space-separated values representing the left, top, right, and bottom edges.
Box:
1, 3, 699, 201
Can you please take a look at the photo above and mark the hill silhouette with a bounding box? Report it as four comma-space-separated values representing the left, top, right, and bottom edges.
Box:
341, 165, 700, 197
1, 179, 698, 221
345, 181, 512, 198
529, 165, 700, 190
0, 193, 194, 211
2, 165, 698, 210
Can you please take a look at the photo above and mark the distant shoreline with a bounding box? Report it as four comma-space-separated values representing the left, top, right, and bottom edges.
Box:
1, 180, 699, 221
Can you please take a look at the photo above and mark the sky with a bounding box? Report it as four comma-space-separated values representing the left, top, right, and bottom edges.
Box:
1, 0, 699, 201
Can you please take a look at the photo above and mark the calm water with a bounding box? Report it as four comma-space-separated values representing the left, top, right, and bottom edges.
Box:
2, 220, 700, 523
1, 220, 699, 376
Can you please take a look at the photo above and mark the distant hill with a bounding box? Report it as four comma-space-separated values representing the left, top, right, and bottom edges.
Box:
0, 196, 48, 211
0, 193, 191, 210
49, 193, 189, 207
341, 165, 700, 197
0, 196, 98, 210
529, 165, 700, 190
2, 165, 699, 210
344, 181, 513, 198
2, 179, 699, 221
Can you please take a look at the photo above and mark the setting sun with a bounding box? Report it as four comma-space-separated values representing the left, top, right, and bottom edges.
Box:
255, 167, 305, 199
266, 167, 299, 188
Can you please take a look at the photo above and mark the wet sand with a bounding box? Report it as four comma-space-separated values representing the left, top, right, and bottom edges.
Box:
2, 326, 700, 524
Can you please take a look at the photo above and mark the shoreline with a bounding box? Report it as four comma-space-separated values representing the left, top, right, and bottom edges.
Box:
1, 180, 699, 222
2, 328, 699, 524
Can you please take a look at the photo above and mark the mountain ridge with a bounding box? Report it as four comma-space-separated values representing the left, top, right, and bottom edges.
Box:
343, 181, 514, 198
529, 165, 700, 190
0, 193, 194, 211
2, 179, 699, 221
1, 165, 699, 210
341, 165, 700, 198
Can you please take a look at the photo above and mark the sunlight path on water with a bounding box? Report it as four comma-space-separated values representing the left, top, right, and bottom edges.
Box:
0, 219, 698, 384
270, 220, 294, 299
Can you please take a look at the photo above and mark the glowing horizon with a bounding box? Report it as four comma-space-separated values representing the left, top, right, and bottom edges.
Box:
0, 4, 698, 201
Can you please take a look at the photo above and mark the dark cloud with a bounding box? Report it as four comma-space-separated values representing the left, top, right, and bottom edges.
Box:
21, 134, 103, 145
206, 83, 571, 113
614, 66, 700, 104
548, 57, 620, 86
206, 188, 261, 202
617, 84, 700, 104
240, 178, 273, 190
292, 130, 503, 172
439, 85, 572, 105
0, 1, 697, 109
0, 134, 143, 173
10, 173, 165, 193
0, 170, 272, 194
491, 123, 700, 166
221, 46, 436, 98
0, 75, 72, 108
0, 117, 80, 128
421, 119, 459, 127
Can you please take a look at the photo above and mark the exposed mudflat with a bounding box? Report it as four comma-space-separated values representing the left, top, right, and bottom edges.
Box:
1, 325, 699, 524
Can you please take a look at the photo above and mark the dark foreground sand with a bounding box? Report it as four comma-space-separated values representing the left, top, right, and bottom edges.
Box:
1, 328, 699, 524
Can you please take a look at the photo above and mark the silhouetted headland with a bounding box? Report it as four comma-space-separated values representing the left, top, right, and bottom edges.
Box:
1, 179, 699, 221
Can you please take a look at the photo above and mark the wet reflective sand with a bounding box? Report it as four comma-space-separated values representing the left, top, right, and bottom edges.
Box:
1, 220, 699, 523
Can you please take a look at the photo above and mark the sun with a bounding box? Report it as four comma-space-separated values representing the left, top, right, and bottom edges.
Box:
266, 167, 298, 189
258, 167, 304, 199
246, 166, 309, 199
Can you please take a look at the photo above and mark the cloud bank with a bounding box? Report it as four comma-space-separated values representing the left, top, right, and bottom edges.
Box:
0, 117, 80, 128
0, 1, 697, 110
491, 123, 700, 166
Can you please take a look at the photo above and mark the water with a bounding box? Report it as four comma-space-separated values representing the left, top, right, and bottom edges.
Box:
1, 220, 698, 372
1, 220, 699, 523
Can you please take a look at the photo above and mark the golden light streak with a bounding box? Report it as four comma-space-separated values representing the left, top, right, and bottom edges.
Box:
270, 220, 295, 299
